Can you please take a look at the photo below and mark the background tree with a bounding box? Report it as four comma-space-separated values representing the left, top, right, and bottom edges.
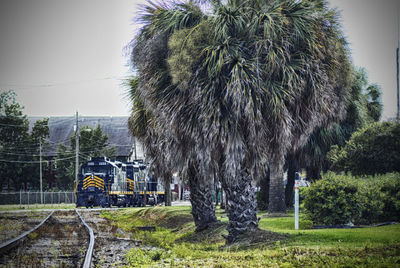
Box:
328, 121, 400, 176
0, 91, 51, 190
284, 67, 382, 207
0, 90, 30, 190
25, 118, 50, 190
303, 67, 382, 177
55, 124, 115, 189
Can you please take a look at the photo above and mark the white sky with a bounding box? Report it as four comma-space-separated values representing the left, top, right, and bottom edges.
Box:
0, 0, 399, 120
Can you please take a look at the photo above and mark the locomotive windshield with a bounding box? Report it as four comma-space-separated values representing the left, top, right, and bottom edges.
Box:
83, 166, 113, 175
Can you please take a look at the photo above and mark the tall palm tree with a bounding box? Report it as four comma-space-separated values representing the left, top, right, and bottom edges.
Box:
129, 0, 351, 242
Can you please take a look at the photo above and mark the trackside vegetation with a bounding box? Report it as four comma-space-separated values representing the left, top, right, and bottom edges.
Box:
100, 207, 400, 267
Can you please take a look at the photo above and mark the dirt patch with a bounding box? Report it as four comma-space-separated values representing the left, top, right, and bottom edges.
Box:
224, 228, 289, 249
157, 213, 194, 229
177, 221, 227, 244
128, 208, 194, 230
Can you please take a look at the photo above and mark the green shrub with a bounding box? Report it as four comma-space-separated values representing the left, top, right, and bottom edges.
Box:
354, 179, 385, 225
299, 219, 313, 229
304, 172, 400, 225
303, 173, 361, 225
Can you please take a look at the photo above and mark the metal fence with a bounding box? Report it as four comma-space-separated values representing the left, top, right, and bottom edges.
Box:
0, 191, 76, 205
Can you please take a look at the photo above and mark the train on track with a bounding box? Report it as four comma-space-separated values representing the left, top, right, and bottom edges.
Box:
75, 157, 165, 208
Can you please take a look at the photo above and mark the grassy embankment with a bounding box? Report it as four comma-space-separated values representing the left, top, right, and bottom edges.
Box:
100, 206, 400, 267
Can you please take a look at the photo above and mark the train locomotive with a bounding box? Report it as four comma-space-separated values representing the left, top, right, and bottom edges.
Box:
75, 157, 165, 208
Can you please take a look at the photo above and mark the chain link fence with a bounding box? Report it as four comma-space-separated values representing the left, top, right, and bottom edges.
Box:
0, 191, 76, 205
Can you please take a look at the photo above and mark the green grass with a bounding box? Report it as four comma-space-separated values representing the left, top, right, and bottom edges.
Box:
100, 207, 400, 267
258, 213, 400, 248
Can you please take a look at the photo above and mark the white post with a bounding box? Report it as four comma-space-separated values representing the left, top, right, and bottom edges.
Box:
294, 172, 300, 230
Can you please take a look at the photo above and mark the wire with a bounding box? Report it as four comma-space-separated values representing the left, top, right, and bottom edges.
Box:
0, 76, 125, 89
0, 122, 29, 127
0, 155, 76, 164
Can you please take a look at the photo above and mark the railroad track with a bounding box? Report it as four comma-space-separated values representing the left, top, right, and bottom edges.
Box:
0, 210, 95, 267
79, 210, 141, 267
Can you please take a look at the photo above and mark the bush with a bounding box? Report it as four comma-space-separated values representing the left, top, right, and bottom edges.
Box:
303, 173, 361, 225
354, 179, 385, 225
304, 172, 400, 225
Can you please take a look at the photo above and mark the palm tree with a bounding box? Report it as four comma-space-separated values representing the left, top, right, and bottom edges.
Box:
129, 0, 352, 242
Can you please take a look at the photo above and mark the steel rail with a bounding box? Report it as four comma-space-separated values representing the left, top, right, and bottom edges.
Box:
0, 210, 54, 255
76, 209, 95, 268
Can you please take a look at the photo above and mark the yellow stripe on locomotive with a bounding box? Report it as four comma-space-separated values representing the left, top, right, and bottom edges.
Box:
83, 175, 105, 190
126, 178, 135, 191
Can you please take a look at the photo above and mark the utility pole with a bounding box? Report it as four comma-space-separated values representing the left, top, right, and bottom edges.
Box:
75, 111, 79, 188
397, 7, 400, 120
39, 140, 43, 204
133, 137, 137, 160
397, 47, 399, 119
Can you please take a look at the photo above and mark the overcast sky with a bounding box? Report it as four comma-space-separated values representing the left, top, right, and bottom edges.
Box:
0, 0, 399, 120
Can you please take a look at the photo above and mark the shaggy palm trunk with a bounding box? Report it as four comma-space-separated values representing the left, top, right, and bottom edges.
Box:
257, 167, 270, 210
268, 163, 286, 213
164, 173, 172, 206
223, 171, 258, 243
188, 165, 217, 231
285, 156, 298, 208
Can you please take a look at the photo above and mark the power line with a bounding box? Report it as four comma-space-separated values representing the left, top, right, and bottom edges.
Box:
0, 76, 125, 89
0, 155, 76, 164
0, 122, 28, 127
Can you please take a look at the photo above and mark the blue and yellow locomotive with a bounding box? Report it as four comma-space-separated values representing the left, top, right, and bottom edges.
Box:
75, 157, 165, 208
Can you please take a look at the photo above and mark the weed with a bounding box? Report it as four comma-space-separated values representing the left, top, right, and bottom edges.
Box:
28, 231, 38, 240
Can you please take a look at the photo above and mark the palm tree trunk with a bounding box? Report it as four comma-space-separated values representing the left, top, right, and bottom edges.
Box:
222, 171, 258, 243
285, 156, 298, 208
164, 173, 172, 206
268, 163, 286, 213
215, 181, 219, 206
306, 166, 321, 182
188, 165, 217, 231
258, 167, 270, 210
